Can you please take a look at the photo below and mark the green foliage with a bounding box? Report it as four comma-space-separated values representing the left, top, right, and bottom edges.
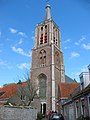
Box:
76, 115, 90, 120
37, 112, 43, 120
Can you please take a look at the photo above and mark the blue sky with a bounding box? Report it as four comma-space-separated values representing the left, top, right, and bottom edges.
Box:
0, 0, 90, 86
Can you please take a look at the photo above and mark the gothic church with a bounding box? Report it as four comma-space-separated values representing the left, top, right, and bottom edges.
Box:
0, 2, 78, 115
30, 3, 65, 113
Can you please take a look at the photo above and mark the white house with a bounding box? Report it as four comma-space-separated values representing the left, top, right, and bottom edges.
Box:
79, 72, 89, 90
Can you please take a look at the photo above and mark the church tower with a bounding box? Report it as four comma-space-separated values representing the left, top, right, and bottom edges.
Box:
30, 3, 65, 113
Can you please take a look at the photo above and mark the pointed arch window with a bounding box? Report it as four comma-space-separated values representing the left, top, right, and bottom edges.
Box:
40, 50, 46, 66
38, 74, 47, 99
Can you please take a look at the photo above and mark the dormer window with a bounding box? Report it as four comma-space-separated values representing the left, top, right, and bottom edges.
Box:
81, 82, 84, 90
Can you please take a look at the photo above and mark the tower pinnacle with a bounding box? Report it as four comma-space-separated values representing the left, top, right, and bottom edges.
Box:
44, 1, 52, 21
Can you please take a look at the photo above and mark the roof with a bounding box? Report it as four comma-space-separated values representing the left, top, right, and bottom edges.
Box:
59, 83, 80, 98
45, 3, 52, 21
0, 82, 27, 99
72, 84, 90, 99
65, 75, 77, 83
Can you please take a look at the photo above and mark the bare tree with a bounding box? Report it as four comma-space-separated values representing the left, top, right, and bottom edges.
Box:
16, 72, 38, 106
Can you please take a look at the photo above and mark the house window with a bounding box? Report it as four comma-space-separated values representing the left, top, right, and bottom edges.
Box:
81, 82, 84, 90
21, 95, 26, 101
88, 96, 90, 106
81, 99, 85, 116
76, 101, 79, 118
89, 97, 90, 104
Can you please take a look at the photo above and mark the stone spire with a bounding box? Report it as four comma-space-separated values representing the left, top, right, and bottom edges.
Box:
44, 2, 52, 21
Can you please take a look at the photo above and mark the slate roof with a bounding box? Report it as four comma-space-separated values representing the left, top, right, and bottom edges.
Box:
65, 75, 77, 83
59, 83, 80, 98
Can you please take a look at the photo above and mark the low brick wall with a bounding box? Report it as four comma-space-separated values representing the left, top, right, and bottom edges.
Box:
0, 106, 37, 120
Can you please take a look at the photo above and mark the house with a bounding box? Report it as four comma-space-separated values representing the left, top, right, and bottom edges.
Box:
0, 80, 41, 112
58, 83, 80, 115
62, 65, 90, 120
73, 84, 90, 119
0, 82, 26, 106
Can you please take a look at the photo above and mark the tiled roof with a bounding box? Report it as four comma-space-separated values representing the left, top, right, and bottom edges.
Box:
0, 82, 27, 99
59, 83, 80, 98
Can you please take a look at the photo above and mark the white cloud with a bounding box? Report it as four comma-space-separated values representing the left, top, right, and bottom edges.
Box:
63, 46, 70, 50
70, 52, 80, 58
18, 32, 27, 37
11, 46, 31, 57
18, 39, 23, 44
79, 36, 85, 42
63, 39, 71, 43
82, 43, 90, 50
17, 63, 30, 70
9, 27, 27, 38
75, 42, 79, 46
9, 28, 17, 34
75, 36, 86, 46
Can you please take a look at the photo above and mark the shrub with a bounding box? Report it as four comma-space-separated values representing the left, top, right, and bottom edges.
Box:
37, 112, 43, 120
76, 115, 90, 120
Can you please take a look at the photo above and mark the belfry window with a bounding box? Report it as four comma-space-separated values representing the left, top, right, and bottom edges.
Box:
45, 25, 47, 33
40, 50, 46, 66
44, 25, 47, 43
41, 27, 43, 33
40, 27, 43, 45
56, 39, 57, 45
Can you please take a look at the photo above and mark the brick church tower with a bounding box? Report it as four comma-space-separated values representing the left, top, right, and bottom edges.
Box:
30, 3, 65, 113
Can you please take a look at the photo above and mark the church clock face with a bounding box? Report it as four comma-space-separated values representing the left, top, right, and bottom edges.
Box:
55, 51, 60, 66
